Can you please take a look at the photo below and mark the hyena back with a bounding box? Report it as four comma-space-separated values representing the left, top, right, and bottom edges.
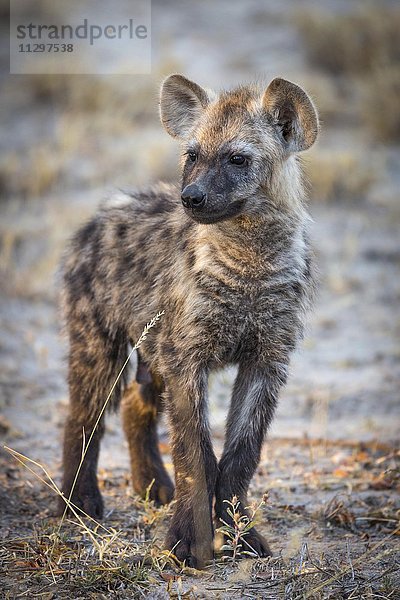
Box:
60, 75, 318, 567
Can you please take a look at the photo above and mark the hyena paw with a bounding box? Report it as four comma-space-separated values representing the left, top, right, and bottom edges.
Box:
58, 484, 104, 520
149, 478, 174, 506
165, 513, 213, 569
240, 528, 272, 558
134, 473, 174, 506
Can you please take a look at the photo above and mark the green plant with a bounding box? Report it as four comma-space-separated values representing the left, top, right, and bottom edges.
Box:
217, 495, 268, 561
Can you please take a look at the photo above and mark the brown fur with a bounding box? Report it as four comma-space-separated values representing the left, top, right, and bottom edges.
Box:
58, 75, 319, 567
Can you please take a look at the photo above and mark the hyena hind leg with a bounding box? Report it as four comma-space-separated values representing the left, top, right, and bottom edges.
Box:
59, 408, 105, 519
121, 375, 174, 505
59, 317, 128, 520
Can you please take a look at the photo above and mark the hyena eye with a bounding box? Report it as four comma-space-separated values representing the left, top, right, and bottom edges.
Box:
187, 151, 197, 162
230, 154, 246, 166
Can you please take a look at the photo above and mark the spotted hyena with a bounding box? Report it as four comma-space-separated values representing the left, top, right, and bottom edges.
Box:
59, 74, 319, 567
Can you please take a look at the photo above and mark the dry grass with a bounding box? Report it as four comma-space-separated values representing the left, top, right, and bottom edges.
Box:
303, 148, 379, 203
297, 7, 400, 76
0, 67, 180, 201
2, 434, 399, 598
297, 6, 400, 143
0, 144, 63, 199
224, 541, 399, 599
362, 67, 400, 143
0, 526, 151, 597
26, 74, 158, 141
2, 526, 398, 598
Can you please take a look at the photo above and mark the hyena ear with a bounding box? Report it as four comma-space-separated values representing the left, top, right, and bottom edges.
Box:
160, 74, 210, 138
262, 78, 319, 152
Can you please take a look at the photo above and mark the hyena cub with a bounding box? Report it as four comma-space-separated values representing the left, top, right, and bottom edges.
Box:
59, 74, 318, 567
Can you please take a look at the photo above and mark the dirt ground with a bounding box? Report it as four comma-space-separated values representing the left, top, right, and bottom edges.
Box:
1, 1, 399, 598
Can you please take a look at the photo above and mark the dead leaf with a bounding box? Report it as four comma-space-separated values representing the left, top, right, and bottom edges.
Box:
369, 472, 396, 490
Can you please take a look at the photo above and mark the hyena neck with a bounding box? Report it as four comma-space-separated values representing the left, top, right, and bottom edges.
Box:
191, 207, 309, 281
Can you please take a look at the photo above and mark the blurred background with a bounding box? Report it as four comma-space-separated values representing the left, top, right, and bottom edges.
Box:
0, 0, 399, 470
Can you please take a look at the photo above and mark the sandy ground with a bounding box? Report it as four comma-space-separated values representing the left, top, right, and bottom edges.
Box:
1, 1, 399, 597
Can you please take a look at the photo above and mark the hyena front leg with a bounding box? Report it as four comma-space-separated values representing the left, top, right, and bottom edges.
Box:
59, 310, 127, 519
164, 370, 218, 568
215, 362, 288, 558
121, 376, 174, 505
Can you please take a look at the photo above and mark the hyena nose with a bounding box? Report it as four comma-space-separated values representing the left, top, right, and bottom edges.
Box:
181, 184, 206, 210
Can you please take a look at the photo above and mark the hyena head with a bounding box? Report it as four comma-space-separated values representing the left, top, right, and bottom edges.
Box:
160, 74, 319, 224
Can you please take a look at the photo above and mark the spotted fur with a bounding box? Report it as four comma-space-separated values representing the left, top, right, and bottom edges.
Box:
59, 75, 319, 568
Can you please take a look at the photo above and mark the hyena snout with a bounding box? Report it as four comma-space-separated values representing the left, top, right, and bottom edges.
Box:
181, 183, 206, 210
181, 180, 244, 224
